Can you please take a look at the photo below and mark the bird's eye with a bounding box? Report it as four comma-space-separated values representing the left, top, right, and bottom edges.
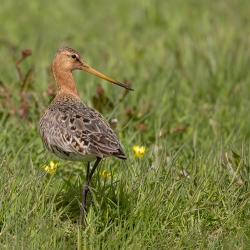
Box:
71, 54, 77, 59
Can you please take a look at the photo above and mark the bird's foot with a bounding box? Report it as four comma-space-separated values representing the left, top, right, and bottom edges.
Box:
78, 182, 92, 225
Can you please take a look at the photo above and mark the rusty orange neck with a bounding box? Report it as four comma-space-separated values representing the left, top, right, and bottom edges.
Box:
53, 66, 78, 95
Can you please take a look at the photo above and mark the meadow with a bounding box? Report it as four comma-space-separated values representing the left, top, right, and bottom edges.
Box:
1, 0, 250, 248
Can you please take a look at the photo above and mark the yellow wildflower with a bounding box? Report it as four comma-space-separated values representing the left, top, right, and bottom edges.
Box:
43, 161, 60, 174
133, 145, 146, 158
99, 170, 114, 179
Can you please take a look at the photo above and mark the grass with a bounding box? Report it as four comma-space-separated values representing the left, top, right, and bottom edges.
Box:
1, 0, 250, 248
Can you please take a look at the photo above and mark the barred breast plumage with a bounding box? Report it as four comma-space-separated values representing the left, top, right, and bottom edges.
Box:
40, 93, 126, 162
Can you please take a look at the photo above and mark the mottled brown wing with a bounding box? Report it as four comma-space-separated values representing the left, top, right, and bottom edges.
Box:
40, 104, 127, 160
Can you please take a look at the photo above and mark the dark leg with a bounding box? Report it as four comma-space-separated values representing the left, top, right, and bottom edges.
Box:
79, 157, 101, 224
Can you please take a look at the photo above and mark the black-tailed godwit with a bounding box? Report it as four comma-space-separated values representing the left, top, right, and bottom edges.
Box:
39, 47, 133, 223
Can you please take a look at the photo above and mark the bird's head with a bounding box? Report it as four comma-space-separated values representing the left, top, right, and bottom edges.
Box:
53, 47, 134, 91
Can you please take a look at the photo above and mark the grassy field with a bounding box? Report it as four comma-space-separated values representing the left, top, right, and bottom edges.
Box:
1, 0, 250, 249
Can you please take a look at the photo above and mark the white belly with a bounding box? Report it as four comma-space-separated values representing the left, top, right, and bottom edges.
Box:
53, 148, 98, 162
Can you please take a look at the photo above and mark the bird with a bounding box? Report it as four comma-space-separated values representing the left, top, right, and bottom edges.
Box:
39, 47, 133, 223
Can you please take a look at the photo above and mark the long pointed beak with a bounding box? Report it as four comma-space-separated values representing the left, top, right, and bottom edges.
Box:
81, 62, 134, 91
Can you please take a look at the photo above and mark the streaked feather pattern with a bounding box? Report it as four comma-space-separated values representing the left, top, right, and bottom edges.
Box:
40, 93, 127, 162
